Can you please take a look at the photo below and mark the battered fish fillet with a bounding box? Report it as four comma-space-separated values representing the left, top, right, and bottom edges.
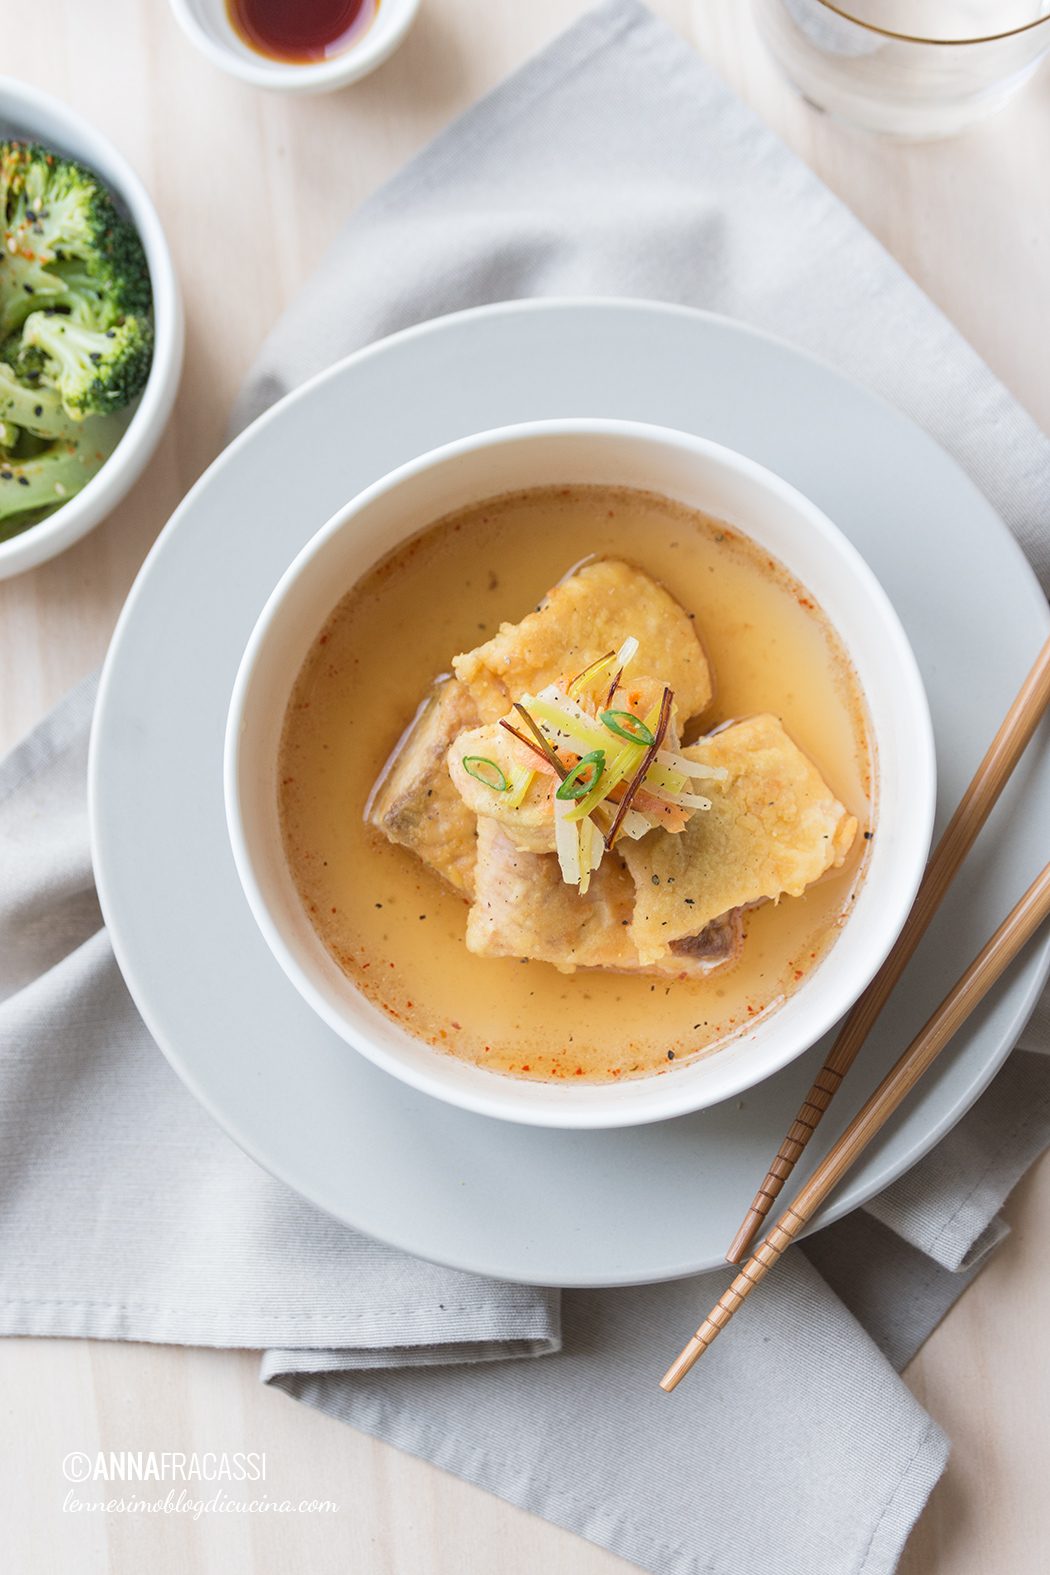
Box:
467, 819, 742, 977
367, 678, 480, 897
452, 559, 713, 725
623, 714, 858, 966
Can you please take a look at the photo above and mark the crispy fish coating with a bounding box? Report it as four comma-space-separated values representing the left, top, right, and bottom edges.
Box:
466, 819, 740, 977
367, 678, 480, 897
452, 559, 712, 725
623, 714, 858, 966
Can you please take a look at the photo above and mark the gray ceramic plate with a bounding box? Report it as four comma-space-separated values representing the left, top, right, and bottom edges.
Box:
90, 300, 1050, 1287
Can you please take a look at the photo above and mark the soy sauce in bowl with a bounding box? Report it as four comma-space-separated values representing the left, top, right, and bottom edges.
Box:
227, 0, 379, 62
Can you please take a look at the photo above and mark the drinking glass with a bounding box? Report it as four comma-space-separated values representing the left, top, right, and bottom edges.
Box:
752, 0, 1050, 138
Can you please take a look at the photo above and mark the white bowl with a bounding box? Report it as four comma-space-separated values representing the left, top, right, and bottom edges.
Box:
169, 0, 420, 93
225, 419, 935, 1129
0, 78, 183, 580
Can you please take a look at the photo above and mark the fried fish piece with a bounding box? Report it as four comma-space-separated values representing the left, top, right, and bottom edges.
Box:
452, 559, 712, 725
623, 714, 858, 966
367, 677, 480, 897
466, 819, 741, 977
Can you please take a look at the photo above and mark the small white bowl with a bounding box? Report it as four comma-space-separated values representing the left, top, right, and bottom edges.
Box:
0, 78, 183, 580
169, 0, 420, 93
225, 419, 936, 1129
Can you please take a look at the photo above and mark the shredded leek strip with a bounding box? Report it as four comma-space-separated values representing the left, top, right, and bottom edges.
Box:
527, 692, 609, 756
656, 748, 729, 782
566, 636, 639, 703
554, 793, 581, 887
577, 814, 593, 894
616, 808, 654, 840
614, 635, 640, 670
504, 763, 535, 809
655, 788, 712, 811
639, 760, 688, 796
566, 649, 615, 699
600, 638, 639, 712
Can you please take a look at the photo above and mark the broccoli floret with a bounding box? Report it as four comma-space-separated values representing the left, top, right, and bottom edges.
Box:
21, 311, 153, 419
0, 141, 152, 338
0, 417, 122, 539
0, 358, 82, 440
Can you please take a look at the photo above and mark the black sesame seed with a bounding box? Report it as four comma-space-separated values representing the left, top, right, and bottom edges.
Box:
33, 404, 42, 417
667, 1050, 675, 1060
651, 874, 660, 885
88, 352, 102, 365
863, 831, 873, 840
17, 476, 29, 486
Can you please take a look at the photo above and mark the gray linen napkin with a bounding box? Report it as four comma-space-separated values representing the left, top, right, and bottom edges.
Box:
4, 3, 1050, 1572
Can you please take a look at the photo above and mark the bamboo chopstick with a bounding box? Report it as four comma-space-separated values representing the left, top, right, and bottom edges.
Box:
725, 634, 1050, 1265
661, 859, 1050, 1392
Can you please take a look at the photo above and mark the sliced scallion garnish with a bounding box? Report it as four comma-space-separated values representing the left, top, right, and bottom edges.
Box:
600, 709, 655, 747
555, 749, 606, 801
462, 756, 509, 792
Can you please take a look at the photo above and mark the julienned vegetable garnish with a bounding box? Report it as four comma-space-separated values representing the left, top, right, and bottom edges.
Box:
482, 635, 729, 894
0, 140, 154, 541
501, 702, 569, 779
566, 648, 615, 699
603, 686, 673, 848
462, 756, 509, 792
555, 749, 606, 801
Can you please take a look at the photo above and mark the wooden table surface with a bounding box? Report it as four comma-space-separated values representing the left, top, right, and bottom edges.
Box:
2, 2, 1048, 1570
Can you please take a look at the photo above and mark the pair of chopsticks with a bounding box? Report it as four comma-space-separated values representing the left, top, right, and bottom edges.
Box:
661, 633, 1050, 1392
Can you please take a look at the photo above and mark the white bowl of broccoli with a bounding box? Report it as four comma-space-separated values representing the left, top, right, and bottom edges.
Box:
0, 77, 183, 577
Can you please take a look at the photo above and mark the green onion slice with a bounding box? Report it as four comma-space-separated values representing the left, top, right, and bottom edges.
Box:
462, 756, 509, 792
555, 750, 606, 801
600, 709, 655, 747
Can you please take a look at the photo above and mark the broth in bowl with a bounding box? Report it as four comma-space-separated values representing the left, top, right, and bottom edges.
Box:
277, 483, 873, 1084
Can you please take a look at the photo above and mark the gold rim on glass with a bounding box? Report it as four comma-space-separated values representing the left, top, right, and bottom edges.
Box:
815, 0, 1050, 47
